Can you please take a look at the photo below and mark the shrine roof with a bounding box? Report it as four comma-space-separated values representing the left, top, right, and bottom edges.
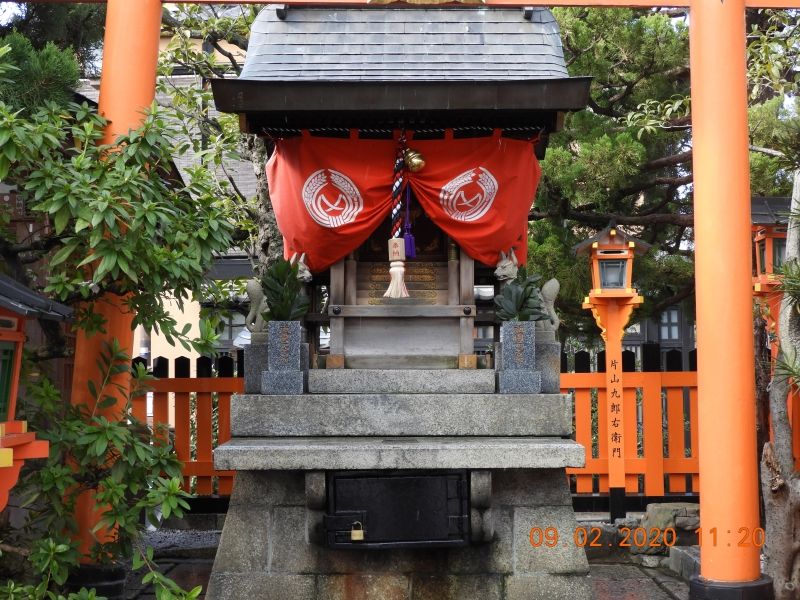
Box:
751, 196, 791, 225
211, 7, 590, 145
240, 7, 570, 82
0, 274, 73, 321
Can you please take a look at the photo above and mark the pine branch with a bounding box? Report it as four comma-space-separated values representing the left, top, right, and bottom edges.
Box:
642, 150, 693, 171
528, 207, 693, 227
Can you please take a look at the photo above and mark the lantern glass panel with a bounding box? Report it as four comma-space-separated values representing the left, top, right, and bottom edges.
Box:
599, 260, 626, 288
0, 342, 14, 422
774, 238, 786, 270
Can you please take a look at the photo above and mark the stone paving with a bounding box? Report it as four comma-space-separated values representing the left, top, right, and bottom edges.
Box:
127, 557, 690, 599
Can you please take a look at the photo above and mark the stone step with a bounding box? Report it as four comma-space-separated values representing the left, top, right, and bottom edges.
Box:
358, 289, 444, 300
231, 393, 571, 437
359, 280, 443, 291
307, 369, 495, 394
355, 297, 439, 306
214, 436, 585, 471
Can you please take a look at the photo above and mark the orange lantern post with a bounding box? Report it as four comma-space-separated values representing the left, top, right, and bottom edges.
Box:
575, 226, 649, 520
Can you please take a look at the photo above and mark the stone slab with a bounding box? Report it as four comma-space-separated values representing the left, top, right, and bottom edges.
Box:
267, 320, 302, 371
505, 574, 594, 600
512, 506, 589, 575
231, 393, 572, 437
411, 574, 503, 600
500, 321, 536, 370
214, 437, 585, 470
668, 544, 700, 580
244, 342, 268, 394
498, 370, 542, 394
345, 355, 459, 369
308, 369, 495, 394
261, 370, 304, 395
317, 574, 409, 600
535, 341, 561, 394
206, 573, 315, 600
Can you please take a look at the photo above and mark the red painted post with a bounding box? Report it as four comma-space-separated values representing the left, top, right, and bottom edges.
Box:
689, 0, 773, 595
69, 0, 162, 558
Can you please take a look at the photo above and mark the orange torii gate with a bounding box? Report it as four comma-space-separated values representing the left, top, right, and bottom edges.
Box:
19, 0, 800, 597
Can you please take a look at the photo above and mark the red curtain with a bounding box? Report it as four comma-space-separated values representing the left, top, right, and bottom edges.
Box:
266, 132, 540, 272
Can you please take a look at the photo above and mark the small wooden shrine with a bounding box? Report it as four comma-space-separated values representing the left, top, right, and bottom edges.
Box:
209, 7, 593, 600
213, 6, 590, 370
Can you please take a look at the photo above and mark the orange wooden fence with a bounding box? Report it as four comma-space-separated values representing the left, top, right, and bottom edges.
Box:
141, 370, 700, 497
562, 371, 699, 495
132, 377, 242, 496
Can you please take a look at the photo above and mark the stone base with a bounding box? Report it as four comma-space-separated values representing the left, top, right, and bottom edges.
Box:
244, 342, 268, 394
261, 371, 304, 395
534, 342, 561, 394
207, 469, 592, 600
498, 370, 542, 394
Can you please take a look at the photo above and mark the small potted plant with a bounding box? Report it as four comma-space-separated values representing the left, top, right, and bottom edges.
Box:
260, 258, 311, 324
260, 258, 311, 393
494, 267, 552, 373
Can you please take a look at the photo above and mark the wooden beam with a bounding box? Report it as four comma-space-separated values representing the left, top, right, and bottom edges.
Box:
16, 0, 800, 7
327, 305, 475, 318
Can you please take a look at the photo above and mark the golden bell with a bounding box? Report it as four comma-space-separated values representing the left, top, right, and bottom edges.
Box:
403, 148, 426, 173
350, 521, 365, 542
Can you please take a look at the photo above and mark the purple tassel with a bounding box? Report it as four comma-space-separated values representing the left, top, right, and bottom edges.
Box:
403, 186, 416, 259
404, 229, 416, 259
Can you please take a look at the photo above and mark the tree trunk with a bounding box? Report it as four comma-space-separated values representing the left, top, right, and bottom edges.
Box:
755, 314, 772, 524
242, 134, 283, 277
762, 170, 800, 599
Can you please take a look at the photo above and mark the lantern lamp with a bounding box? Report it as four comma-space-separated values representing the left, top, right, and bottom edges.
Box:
753, 224, 787, 280
573, 226, 650, 517
575, 226, 650, 299
752, 221, 788, 358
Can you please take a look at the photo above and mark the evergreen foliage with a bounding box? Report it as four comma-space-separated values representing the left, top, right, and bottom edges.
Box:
260, 259, 310, 321
493, 267, 551, 323
0, 32, 78, 110
0, 4, 105, 76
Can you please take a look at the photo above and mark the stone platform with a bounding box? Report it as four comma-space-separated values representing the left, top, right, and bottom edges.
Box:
307, 369, 495, 394
207, 470, 592, 600
231, 393, 573, 437
208, 367, 593, 600
215, 437, 584, 470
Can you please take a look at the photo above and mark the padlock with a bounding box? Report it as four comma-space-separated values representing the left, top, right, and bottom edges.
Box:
350, 521, 365, 542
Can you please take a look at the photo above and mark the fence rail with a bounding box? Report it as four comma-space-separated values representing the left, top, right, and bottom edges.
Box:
140, 355, 701, 497
135, 376, 242, 496
562, 371, 698, 496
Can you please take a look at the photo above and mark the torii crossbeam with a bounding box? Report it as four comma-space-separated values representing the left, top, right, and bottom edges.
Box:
13, 0, 800, 597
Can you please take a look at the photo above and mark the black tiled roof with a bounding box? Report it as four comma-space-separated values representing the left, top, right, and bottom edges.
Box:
0, 274, 72, 320
241, 7, 570, 82
751, 196, 790, 224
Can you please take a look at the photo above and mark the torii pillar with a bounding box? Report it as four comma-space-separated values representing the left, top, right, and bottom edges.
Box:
690, 0, 772, 596
69, 0, 162, 558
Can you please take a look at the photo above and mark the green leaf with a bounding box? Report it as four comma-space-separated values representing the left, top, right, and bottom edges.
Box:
54, 206, 70, 235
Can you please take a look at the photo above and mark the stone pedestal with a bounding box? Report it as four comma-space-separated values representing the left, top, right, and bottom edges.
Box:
244, 334, 268, 394
261, 321, 306, 394
534, 331, 561, 394
497, 322, 542, 394
208, 469, 591, 600
210, 369, 592, 600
